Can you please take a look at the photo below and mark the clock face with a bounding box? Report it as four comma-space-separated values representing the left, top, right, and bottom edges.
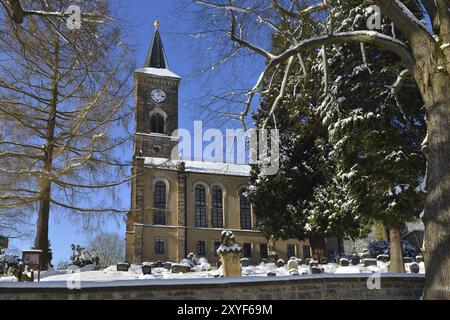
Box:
150, 89, 166, 103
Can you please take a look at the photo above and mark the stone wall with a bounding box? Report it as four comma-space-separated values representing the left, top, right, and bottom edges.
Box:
0, 274, 424, 300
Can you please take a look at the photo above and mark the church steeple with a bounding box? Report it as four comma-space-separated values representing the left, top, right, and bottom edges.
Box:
145, 19, 168, 69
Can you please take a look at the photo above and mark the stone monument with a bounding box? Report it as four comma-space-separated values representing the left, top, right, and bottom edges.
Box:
267, 235, 278, 263
217, 230, 242, 277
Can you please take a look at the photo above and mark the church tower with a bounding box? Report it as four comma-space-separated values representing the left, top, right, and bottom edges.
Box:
134, 20, 180, 159
126, 21, 182, 263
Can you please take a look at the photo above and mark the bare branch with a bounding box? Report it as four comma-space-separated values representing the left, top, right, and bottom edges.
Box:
262, 56, 294, 129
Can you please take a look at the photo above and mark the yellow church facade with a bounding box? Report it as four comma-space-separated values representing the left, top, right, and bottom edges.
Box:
125, 23, 310, 265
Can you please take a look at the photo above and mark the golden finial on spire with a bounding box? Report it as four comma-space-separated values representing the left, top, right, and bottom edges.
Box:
154, 18, 160, 29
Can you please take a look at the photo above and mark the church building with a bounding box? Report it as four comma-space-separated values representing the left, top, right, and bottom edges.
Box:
125, 21, 310, 264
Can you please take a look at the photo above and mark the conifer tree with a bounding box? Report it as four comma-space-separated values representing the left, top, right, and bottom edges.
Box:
249, 1, 426, 268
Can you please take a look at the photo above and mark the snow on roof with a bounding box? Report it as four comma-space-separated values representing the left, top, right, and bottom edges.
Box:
141, 157, 251, 177
136, 67, 181, 79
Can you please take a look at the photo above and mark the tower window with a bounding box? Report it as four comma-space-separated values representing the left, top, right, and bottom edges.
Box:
150, 113, 165, 134
195, 185, 207, 227
211, 186, 223, 228
240, 188, 252, 230
154, 181, 166, 225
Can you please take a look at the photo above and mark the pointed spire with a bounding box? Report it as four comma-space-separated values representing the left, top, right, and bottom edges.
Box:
145, 19, 168, 69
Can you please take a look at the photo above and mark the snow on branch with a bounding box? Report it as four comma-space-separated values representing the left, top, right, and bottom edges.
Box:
262, 56, 294, 129
271, 0, 327, 17
390, 69, 411, 95
195, 0, 250, 13
374, 0, 433, 38
272, 31, 414, 69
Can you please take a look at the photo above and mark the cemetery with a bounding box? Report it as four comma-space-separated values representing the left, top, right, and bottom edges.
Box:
0, 231, 425, 300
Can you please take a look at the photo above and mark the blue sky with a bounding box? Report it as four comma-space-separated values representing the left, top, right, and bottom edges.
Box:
8, 0, 263, 264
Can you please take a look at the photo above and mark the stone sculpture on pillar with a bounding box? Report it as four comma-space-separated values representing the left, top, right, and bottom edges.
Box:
268, 235, 278, 263
217, 230, 242, 277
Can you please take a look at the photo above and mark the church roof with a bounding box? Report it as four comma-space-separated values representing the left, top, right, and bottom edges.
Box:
141, 20, 181, 79
140, 157, 251, 177
145, 26, 168, 69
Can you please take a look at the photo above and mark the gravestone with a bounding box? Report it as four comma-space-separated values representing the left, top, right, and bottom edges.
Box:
309, 260, 319, 267
260, 258, 267, 264
288, 259, 298, 270
409, 263, 420, 274
304, 258, 311, 266
377, 254, 390, 263
142, 262, 152, 275
288, 259, 298, 275
117, 263, 130, 272
277, 259, 285, 268
320, 257, 328, 265
289, 269, 300, 276
164, 262, 173, 270
361, 249, 371, 259
350, 255, 360, 266
403, 257, 413, 264
171, 263, 191, 274
363, 259, 378, 267
310, 266, 323, 274
339, 258, 350, 267
415, 255, 424, 263
180, 258, 195, 268
187, 253, 199, 266
296, 258, 303, 266
240, 258, 250, 267
289, 257, 297, 261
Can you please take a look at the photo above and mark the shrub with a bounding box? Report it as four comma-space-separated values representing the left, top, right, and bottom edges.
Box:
70, 244, 98, 268
0, 255, 20, 274
368, 240, 418, 258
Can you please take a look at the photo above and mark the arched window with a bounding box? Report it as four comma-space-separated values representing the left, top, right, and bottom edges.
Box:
195, 185, 207, 227
150, 113, 165, 134
211, 186, 223, 228
154, 181, 166, 225
240, 188, 252, 230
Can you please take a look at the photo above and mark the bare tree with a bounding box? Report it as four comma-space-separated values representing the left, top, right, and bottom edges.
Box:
0, 0, 134, 268
189, 0, 450, 299
87, 231, 125, 267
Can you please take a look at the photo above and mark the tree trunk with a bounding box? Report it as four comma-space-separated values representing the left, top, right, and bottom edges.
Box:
34, 39, 59, 270
309, 236, 327, 261
413, 53, 450, 299
35, 177, 52, 269
388, 222, 405, 273
421, 70, 450, 299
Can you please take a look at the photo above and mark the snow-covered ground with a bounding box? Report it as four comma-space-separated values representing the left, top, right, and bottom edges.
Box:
0, 261, 424, 283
